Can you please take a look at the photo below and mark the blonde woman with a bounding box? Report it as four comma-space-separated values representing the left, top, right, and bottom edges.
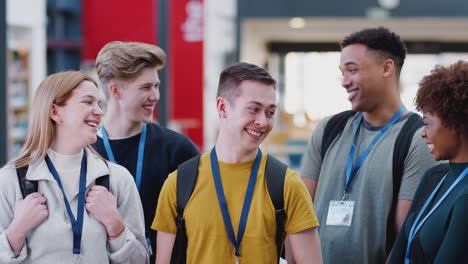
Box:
0, 71, 148, 263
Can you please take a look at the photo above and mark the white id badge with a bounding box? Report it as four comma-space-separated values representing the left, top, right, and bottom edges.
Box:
326, 200, 355, 226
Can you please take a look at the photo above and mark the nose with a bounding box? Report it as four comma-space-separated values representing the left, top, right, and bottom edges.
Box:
149, 86, 160, 102
341, 74, 351, 88
421, 126, 427, 138
94, 103, 104, 117
255, 113, 268, 127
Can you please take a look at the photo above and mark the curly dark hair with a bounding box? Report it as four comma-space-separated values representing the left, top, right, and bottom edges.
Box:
217, 62, 276, 103
415, 60, 468, 138
341, 27, 407, 74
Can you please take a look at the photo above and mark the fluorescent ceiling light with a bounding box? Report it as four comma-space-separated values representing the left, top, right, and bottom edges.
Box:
289, 17, 305, 29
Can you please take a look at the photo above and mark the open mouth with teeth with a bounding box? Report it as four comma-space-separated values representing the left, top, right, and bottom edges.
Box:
85, 120, 99, 128
245, 128, 263, 138
427, 143, 434, 153
143, 105, 154, 112
347, 88, 359, 101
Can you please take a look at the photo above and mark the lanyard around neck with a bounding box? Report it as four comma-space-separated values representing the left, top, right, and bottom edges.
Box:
405, 167, 468, 264
101, 124, 147, 191
210, 147, 262, 257
45, 150, 87, 255
344, 105, 405, 195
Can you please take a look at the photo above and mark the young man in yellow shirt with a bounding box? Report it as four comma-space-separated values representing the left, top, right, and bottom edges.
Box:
152, 62, 322, 263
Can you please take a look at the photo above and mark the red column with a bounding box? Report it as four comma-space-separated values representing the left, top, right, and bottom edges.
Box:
169, 0, 204, 149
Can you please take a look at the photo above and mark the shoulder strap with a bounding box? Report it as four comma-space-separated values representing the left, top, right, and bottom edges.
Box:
321, 110, 356, 159
386, 113, 424, 255
16, 164, 37, 199
95, 161, 110, 190
265, 155, 288, 261
95, 175, 110, 190
171, 155, 201, 264
176, 155, 201, 215
392, 113, 424, 192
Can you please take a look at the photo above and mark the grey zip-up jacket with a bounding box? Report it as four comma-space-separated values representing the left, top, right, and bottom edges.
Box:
0, 147, 149, 263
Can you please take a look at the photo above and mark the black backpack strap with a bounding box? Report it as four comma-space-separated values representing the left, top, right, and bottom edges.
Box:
95, 161, 110, 190
265, 155, 288, 261
95, 175, 110, 190
321, 110, 356, 159
171, 155, 201, 264
386, 113, 424, 254
16, 164, 38, 199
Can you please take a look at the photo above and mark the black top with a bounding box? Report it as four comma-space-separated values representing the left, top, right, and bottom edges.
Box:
389, 162, 468, 264
93, 123, 200, 259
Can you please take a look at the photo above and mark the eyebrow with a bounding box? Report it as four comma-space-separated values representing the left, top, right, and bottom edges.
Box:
81, 95, 102, 104
248, 101, 277, 108
343, 61, 357, 66
139, 81, 160, 87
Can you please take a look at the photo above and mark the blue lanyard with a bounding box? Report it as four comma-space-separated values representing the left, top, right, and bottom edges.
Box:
344, 105, 405, 194
405, 167, 468, 264
210, 147, 261, 257
101, 124, 147, 191
45, 150, 87, 255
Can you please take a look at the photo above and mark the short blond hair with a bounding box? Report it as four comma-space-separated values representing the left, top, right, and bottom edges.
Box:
96, 41, 167, 98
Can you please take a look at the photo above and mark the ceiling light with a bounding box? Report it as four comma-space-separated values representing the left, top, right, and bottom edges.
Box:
289, 17, 305, 29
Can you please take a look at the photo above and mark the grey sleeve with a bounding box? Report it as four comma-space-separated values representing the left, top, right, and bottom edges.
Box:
398, 127, 439, 200
0, 168, 28, 264
108, 165, 149, 264
299, 117, 331, 181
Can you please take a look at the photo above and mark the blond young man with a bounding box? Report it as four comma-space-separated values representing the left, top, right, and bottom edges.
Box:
93, 41, 200, 261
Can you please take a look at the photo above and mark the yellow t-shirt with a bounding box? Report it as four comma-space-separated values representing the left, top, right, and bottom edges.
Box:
152, 152, 319, 263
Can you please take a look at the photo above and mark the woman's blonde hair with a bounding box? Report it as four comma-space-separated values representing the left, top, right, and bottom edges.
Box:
10, 71, 101, 168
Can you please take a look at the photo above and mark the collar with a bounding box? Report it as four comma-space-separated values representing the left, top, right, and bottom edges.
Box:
26, 147, 110, 188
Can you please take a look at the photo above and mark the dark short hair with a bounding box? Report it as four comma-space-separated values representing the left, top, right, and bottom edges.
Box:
415, 60, 468, 138
217, 62, 276, 102
341, 27, 407, 74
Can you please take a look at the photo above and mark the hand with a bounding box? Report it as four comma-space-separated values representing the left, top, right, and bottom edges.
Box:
7, 193, 48, 253
13, 192, 49, 234
86, 185, 124, 238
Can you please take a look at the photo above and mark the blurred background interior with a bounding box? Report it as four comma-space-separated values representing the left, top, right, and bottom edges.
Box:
2, 0, 468, 168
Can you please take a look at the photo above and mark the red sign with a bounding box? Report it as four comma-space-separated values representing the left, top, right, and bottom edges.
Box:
82, 0, 156, 63
169, 0, 204, 149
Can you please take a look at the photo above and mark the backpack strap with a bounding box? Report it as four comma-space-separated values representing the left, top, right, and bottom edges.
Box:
16, 164, 38, 199
95, 161, 110, 190
321, 110, 356, 159
171, 155, 201, 264
385, 113, 424, 254
265, 154, 288, 261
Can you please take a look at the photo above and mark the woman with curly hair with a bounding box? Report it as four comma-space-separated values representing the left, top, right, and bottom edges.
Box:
389, 60, 468, 264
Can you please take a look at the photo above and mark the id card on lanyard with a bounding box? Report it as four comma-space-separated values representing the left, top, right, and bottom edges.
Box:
45, 150, 87, 263
326, 106, 406, 227
210, 147, 261, 264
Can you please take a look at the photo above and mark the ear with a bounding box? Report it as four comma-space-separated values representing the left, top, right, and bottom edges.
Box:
216, 97, 228, 118
382, 59, 395, 78
50, 104, 62, 124
109, 82, 121, 99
